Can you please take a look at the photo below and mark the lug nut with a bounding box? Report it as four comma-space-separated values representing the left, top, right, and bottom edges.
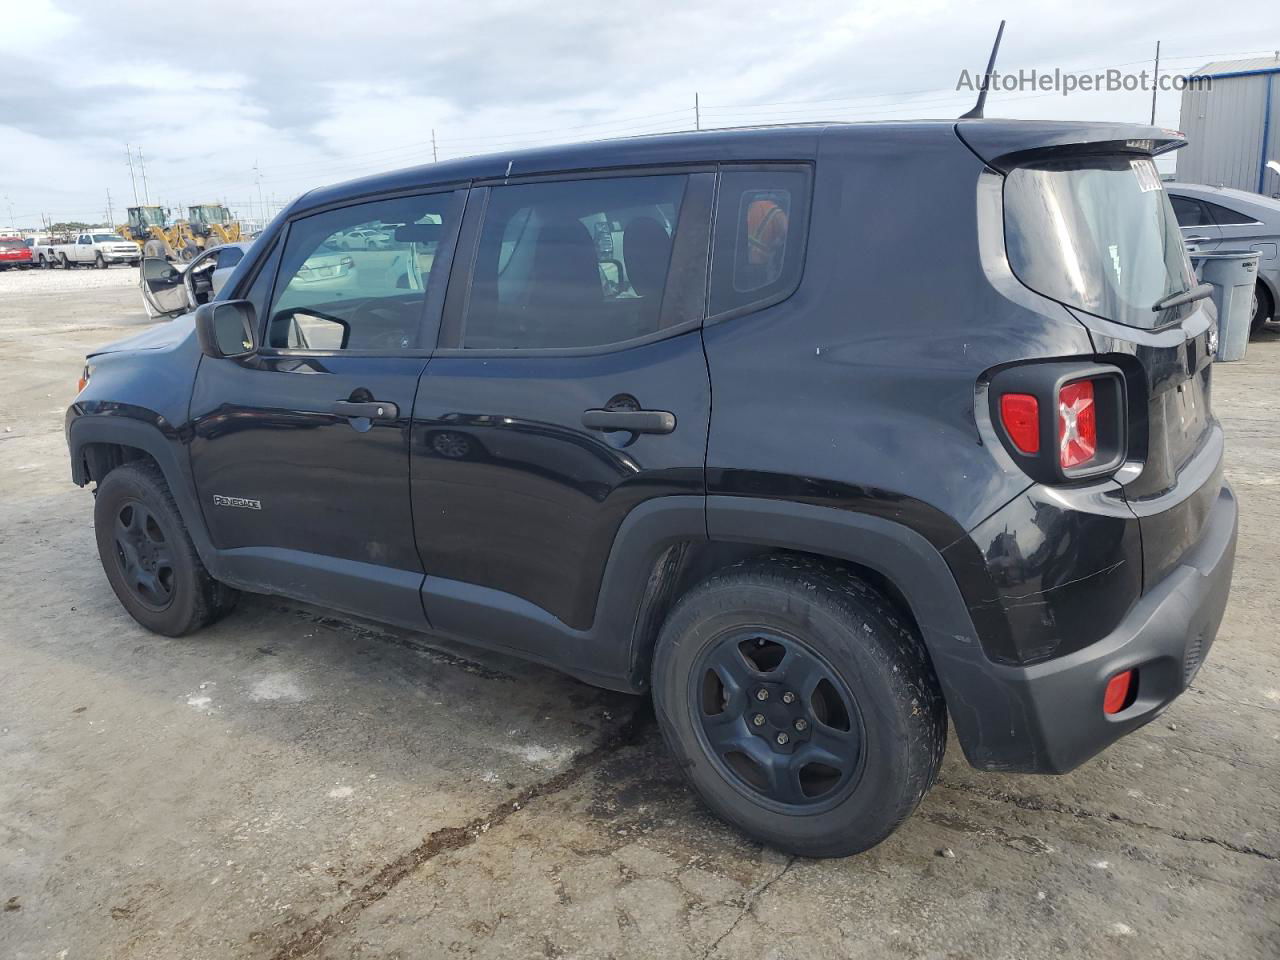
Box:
775, 732, 790, 746
782, 691, 796, 704
755, 688, 769, 701
752, 713, 766, 727
794, 718, 808, 732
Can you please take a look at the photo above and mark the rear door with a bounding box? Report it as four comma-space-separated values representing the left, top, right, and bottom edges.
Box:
187, 189, 464, 626
412, 170, 713, 637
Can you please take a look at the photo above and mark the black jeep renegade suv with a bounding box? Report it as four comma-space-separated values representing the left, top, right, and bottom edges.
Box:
67, 120, 1237, 857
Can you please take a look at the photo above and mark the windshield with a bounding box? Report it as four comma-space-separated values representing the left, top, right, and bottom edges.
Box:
92, 234, 121, 243
136, 208, 167, 227
191, 205, 227, 223
1004, 156, 1195, 328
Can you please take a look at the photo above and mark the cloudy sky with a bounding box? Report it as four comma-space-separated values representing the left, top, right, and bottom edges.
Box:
2, 0, 1275, 228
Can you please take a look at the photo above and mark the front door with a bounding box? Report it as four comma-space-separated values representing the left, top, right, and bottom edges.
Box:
188, 189, 464, 626
412, 172, 714, 642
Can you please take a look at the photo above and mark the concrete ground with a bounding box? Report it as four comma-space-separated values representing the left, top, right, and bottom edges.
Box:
0, 267, 1276, 960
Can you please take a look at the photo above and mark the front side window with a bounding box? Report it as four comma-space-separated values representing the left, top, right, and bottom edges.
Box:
462, 174, 688, 349
709, 168, 811, 317
1004, 156, 1195, 329
266, 192, 460, 352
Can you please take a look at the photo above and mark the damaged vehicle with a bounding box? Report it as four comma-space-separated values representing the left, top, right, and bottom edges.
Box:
67, 120, 1236, 856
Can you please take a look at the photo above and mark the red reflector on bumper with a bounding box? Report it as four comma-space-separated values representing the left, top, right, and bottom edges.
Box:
1103, 669, 1135, 714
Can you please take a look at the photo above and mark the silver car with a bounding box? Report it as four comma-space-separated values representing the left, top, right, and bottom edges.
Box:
1165, 182, 1279, 333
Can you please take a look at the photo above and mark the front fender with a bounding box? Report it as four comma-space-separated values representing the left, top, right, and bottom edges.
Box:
66, 407, 217, 573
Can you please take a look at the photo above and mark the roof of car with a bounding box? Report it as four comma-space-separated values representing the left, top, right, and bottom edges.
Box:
290, 119, 1182, 218
1166, 182, 1280, 213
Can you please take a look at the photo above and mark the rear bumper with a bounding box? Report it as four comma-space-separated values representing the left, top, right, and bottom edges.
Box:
972, 482, 1236, 773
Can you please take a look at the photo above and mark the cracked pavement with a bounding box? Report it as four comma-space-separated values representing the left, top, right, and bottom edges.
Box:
0, 270, 1277, 959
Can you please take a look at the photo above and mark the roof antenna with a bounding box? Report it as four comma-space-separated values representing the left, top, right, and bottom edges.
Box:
959, 20, 1006, 119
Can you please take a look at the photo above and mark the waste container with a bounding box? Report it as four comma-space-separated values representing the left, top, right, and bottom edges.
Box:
1190, 250, 1261, 362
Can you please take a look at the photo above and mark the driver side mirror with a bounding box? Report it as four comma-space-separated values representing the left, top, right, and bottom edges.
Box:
195, 300, 258, 359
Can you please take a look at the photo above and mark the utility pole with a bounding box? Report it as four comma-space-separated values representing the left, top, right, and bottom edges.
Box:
4, 195, 14, 231
1150, 40, 1161, 125
431, 129, 438, 163
126, 143, 139, 204
695, 93, 701, 131
105, 188, 114, 227
138, 147, 151, 204
253, 160, 265, 226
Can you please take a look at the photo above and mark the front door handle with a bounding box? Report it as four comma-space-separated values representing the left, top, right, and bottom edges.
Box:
582, 408, 676, 434
331, 399, 399, 420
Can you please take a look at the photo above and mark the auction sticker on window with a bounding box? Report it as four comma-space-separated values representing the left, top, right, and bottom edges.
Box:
1131, 158, 1163, 193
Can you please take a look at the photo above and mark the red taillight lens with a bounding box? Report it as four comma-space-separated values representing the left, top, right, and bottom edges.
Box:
1103, 669, 1135, 714
1057, 379, 1097, 469
999, 393, 1040, 454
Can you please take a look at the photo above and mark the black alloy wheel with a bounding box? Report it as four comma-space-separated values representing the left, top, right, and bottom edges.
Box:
691, 628, 864, 812
111, 499, 176, 611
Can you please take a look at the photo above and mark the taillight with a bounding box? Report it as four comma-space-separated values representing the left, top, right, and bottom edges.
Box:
999, 394, 1040, 454
988, 362, 1127, 484
1057, 380, 1097, 469
77, 364, 91, 393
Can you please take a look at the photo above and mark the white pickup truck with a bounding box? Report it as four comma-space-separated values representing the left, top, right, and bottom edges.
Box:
33, 232, 142, 269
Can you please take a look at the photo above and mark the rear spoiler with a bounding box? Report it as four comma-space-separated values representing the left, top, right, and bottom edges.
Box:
955, 120, 1187, 174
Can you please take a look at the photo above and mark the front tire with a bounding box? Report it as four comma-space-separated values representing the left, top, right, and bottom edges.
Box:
95, 252, 107, 269
652, 555, 946, 857
94, 461, 238, 636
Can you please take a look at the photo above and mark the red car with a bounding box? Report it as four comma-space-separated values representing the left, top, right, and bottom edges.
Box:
0, 236, 33, 270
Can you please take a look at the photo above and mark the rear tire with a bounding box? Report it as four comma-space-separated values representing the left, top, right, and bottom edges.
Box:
93, 460, 238, 636
652, 555, 946, 857
59, 253, 72, 269
1251, 282, 1273, 336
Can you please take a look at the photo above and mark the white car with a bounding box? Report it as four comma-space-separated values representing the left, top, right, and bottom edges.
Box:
334, 227, 392, 250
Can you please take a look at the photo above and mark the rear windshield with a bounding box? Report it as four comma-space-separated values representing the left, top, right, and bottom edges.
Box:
1004, 156, 1195, 328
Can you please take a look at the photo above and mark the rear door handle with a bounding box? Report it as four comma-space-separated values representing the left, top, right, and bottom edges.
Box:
582, 408, 676, 434
331, 400, 399, 420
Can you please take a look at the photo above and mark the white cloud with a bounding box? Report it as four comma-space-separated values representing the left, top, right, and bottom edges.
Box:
0, 0, 1272, 224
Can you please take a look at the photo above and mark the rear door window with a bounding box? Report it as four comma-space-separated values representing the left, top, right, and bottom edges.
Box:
461, 174, 690, 349
1004, 157, 1196, 328
709, 168, 811, 317
1170, 195, 1210, 227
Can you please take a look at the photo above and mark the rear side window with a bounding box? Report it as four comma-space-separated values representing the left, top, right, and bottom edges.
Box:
462, 174, 689, 350
709, 168, 811, 317
1004, 157, 1195, 329
266, 191, 461, 352
1203, 201, 1257, 226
